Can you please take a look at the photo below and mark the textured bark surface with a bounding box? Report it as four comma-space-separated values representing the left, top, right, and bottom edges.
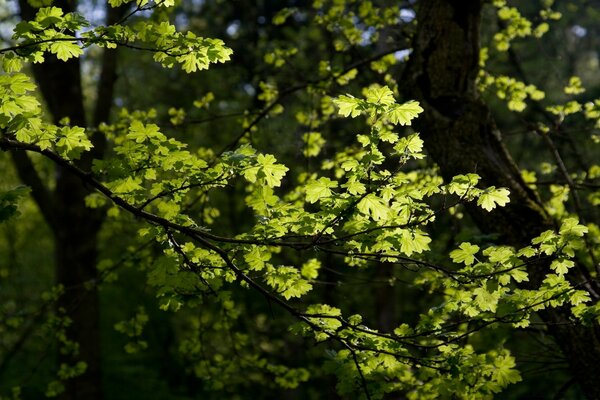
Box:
401, 1, 600, 398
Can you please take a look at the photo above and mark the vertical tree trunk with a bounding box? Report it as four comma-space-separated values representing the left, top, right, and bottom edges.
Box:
401, 1, 600, 398
12, 1, 125, 398
53, 175, 103, 400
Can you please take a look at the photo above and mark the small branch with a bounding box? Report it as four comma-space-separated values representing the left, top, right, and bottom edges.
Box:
136, 174, 228, 211
215, 46, 408, 156
538, 130, 599, 276
501, 36, 600, 282
348, 346, 372, 400
165, 229, 218, 296
1, 37, 193, 57
0, 137, 303, 248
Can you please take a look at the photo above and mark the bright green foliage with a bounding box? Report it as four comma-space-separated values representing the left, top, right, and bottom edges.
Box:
450, 242, 480, 266
356, 193, 388, 221
478, 73, 545, 112
49, 38, 84, 61
265, 266, 313, 300
1, 1, 600, 399
492, 1, 560, 50
302, 132, 326, 157
333, 87, 423, 126
243, 154, 289, 187
334, 94, 364, 118
10, 5, 231, 73
301, 258, 321, 279
477, 186, 510, 211
305, 177, 338, 203
387, 101, 424, 126
446, 173, 480, 198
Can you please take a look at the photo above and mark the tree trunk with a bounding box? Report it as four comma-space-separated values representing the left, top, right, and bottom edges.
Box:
54, 187, 103, 400
402, 0, 600, 398
12, 1, 125, 398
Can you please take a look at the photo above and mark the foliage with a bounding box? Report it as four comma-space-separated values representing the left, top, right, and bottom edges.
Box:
0, 0, 599, 399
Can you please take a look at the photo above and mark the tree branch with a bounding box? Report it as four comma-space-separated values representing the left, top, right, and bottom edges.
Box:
215, 45, 409, 156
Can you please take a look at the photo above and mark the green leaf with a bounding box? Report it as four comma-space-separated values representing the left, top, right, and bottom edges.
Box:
272, 7, 297, 25
450, 242, 480, 265
50, 40, 83, 61
473, 286, 499, 312
394, 133, 424, 158
510, 269, 529, 283
559, 217, 588, 238
550, 258, 574, 275
301, 259, 321, 279
108, 0, 130, 6
0, 186, 30, 223
478, 187, 510, 211
243, 154, 289, 187
305, 177, 338, 203
305, 304, 342, 335
126, 121, 164, 143
62, 12, 90, 31
302, 132, 326, 157
517, 246, 536, 258
399, 229, 431, 256
491, 352, 521, 387
265, 266, 312, 300
342, 180, 366, 195
365, 85, 395, 106
447, 174, 480, 197
245, 186, 279, 214
378, 129, 398, 143
2, 54, 23, 73
56, 126, 93, 157
357, 194, 388, 221
333, 95, 362, 118
110, 176, 143, 194
178, 53, 208, 73
564, 76, 585, 95
387, 100, 424, 125
484, 246, 514, 264
244, 247, 271, 271
35, 7, 63, 27
7, 73, 37, 94
570, 290, 591, 306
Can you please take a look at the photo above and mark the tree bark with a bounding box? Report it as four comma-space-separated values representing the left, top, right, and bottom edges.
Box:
12, 1, 125, 398
402, 0, 600, 398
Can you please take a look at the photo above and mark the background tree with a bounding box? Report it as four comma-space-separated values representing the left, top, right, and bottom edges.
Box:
1, 0, 599, 399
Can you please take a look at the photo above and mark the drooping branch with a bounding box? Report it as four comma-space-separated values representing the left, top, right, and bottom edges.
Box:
3, 130, 596, 397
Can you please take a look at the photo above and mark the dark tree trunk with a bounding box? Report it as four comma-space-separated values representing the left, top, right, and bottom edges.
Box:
401, 1, 600, 398
11, 1, 125, 399
53, 173, 104, 400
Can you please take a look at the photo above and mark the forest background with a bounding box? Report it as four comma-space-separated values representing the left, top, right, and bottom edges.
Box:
1, 0, 600, 399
